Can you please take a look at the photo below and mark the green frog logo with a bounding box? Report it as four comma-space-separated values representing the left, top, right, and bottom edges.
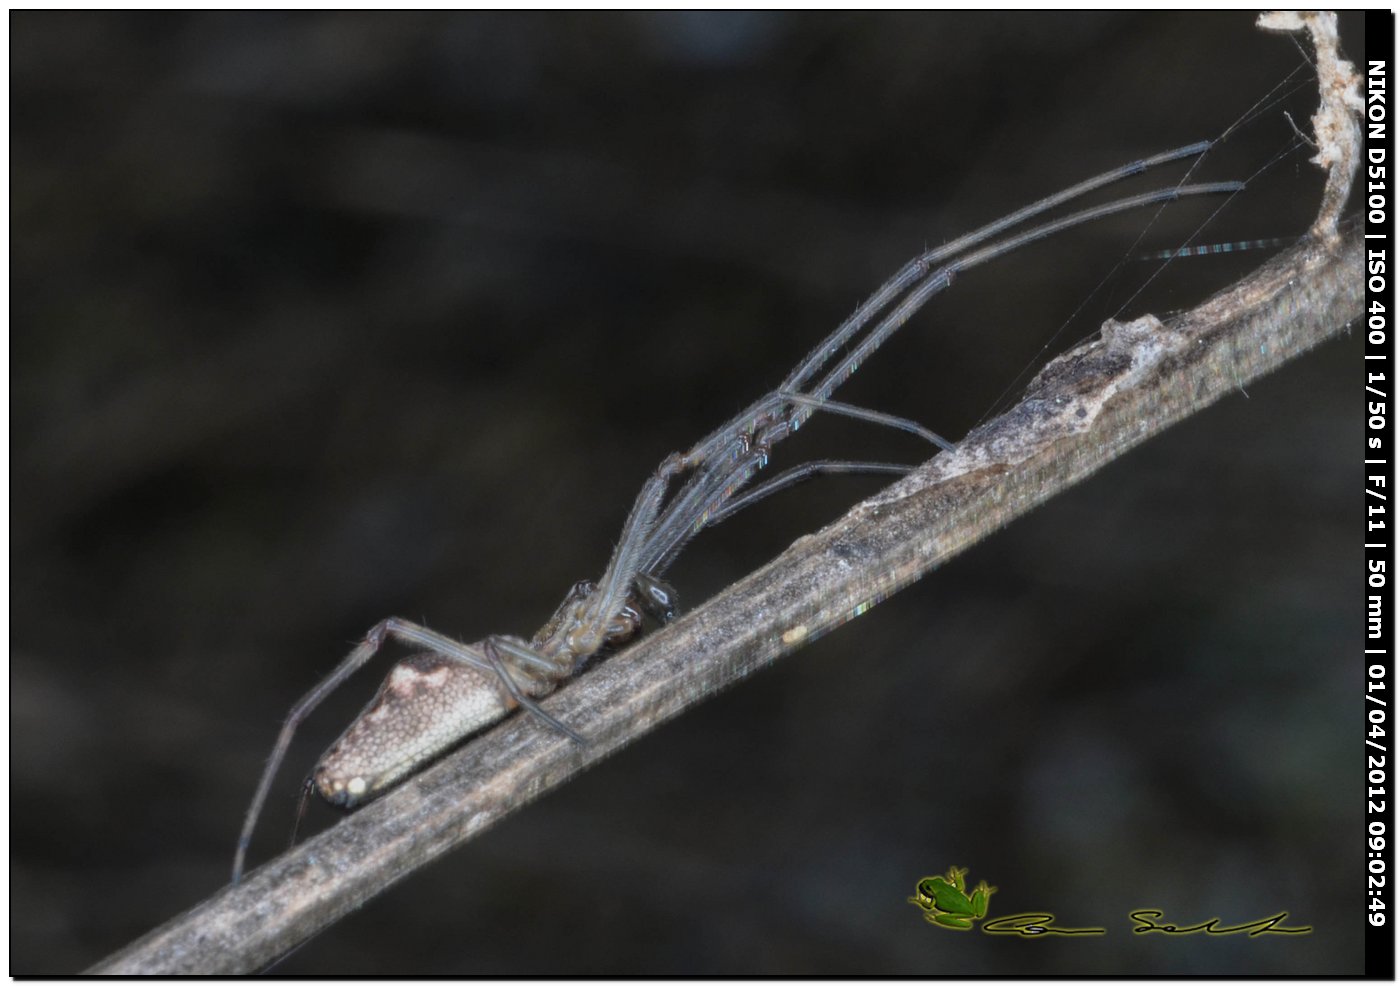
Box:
908, 866, 996, 930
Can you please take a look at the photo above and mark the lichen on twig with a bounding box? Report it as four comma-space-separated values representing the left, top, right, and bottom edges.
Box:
1257, 10, 1364, 240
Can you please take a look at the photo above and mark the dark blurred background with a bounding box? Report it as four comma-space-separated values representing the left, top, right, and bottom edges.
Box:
12, 11, 1364, 974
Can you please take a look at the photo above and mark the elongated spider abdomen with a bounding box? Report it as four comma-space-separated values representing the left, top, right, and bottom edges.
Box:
313, 652, 533, 807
